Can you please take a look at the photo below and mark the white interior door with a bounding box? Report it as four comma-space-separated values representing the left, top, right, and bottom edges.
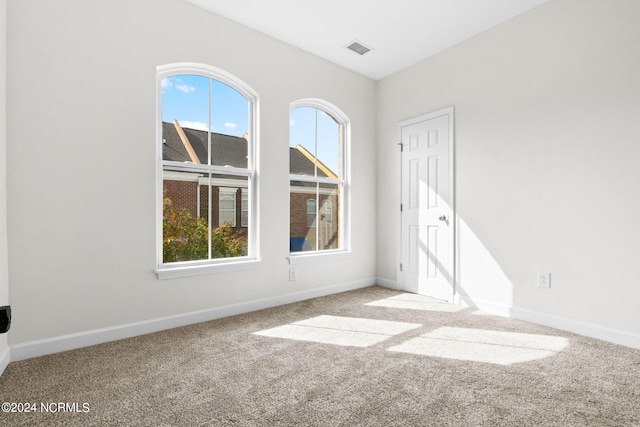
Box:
399, 108, 454, 301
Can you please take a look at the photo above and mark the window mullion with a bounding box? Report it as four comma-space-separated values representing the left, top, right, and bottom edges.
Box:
315, 182, 320, 250
289, 174, 341, 185
314, 108, 319, 250
339, 180, 344, 249
197, 179, 201, 218
207, 172, 212, 260
207, 79, 213, 260
314, 107, 318, 178
162, 161, 251, 178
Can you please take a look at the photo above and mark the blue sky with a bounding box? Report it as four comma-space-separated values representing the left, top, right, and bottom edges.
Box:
162, 75, 340, 174
161, 75, 248, 137
290, 107, 340, 175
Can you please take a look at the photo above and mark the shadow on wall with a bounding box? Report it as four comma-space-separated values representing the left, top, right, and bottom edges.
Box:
412, 212, 515, 314
454, 218, 515, 312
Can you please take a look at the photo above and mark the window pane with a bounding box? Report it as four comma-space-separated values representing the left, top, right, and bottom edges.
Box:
289, 106, 317, 176
316, 109, 340, 179
162, 167, 209, 263
289, 106, 340, 179
163, 168, 249, 262
318, 184, 340, 250
219, 193, 236, 227
161, 75, 210, 163
211, 80, 248, 168
289, 182, 340, 252
211, 175, 248, 257
219, 195, 235, 210
290, 181, 316, 252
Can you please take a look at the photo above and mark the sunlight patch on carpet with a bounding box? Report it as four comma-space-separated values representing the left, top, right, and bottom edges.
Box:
365, 294, 464, 313
387, 327, 570, 365
253, 315, 421, 347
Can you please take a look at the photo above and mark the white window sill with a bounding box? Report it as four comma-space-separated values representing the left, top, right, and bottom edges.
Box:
156, 258, 260, 280
288, 250, 351, 265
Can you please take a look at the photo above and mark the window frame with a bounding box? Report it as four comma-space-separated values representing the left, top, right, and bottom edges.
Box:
156, 63, 259, 279
288, 99, 351, 264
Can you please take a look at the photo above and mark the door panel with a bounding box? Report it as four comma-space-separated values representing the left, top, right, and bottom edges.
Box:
400, 110, 453, 301
409, 225, 419, 275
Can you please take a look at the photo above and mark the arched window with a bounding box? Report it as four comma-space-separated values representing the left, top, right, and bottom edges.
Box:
219, 190, 236, 227
307, 199, 317, 227
289, 99, 349, 254
157, 63, 258, 278
321, 199, 333, 224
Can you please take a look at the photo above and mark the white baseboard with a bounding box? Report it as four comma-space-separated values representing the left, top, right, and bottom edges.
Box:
376, 277, 399, 290
463, 298, 640, 350
10, 278, 376, 362
0, 346, 9, 377
9, 280, 638, 366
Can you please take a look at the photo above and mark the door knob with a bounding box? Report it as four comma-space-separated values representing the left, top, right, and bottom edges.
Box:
439, 215, 448, 222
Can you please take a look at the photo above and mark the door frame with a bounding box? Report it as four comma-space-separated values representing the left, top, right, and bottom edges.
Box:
396, 106, 456, 301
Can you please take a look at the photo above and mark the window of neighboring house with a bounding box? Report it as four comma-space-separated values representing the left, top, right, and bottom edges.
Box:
219, 189, 236, 227
321, 199, 333, 224
306, 199, 317, 227
289, 99, 350, 257
157, 63, 258, 278
241, 189, 249, 227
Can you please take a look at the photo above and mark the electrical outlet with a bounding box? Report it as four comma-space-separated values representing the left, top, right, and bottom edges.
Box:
289, 269, 297, 281
538, 272, 551, 288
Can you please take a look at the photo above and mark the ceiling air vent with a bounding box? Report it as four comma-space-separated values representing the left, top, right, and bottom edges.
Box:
346, 40, 372, 56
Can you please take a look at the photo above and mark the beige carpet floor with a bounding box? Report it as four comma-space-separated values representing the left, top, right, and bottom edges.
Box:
1, 286, 639, 426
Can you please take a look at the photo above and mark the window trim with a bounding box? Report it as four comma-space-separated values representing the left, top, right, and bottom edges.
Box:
156, 63, 259, 279
288, 98, 351, 261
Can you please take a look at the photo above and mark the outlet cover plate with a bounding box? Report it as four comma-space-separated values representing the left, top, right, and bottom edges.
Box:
538, 272, 550, 288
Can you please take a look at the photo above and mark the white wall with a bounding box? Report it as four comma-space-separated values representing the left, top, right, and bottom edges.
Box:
377, 0, 640, 345
6, 0, 639, 358
0, 0, 9, 368
6, 0, 376, 348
